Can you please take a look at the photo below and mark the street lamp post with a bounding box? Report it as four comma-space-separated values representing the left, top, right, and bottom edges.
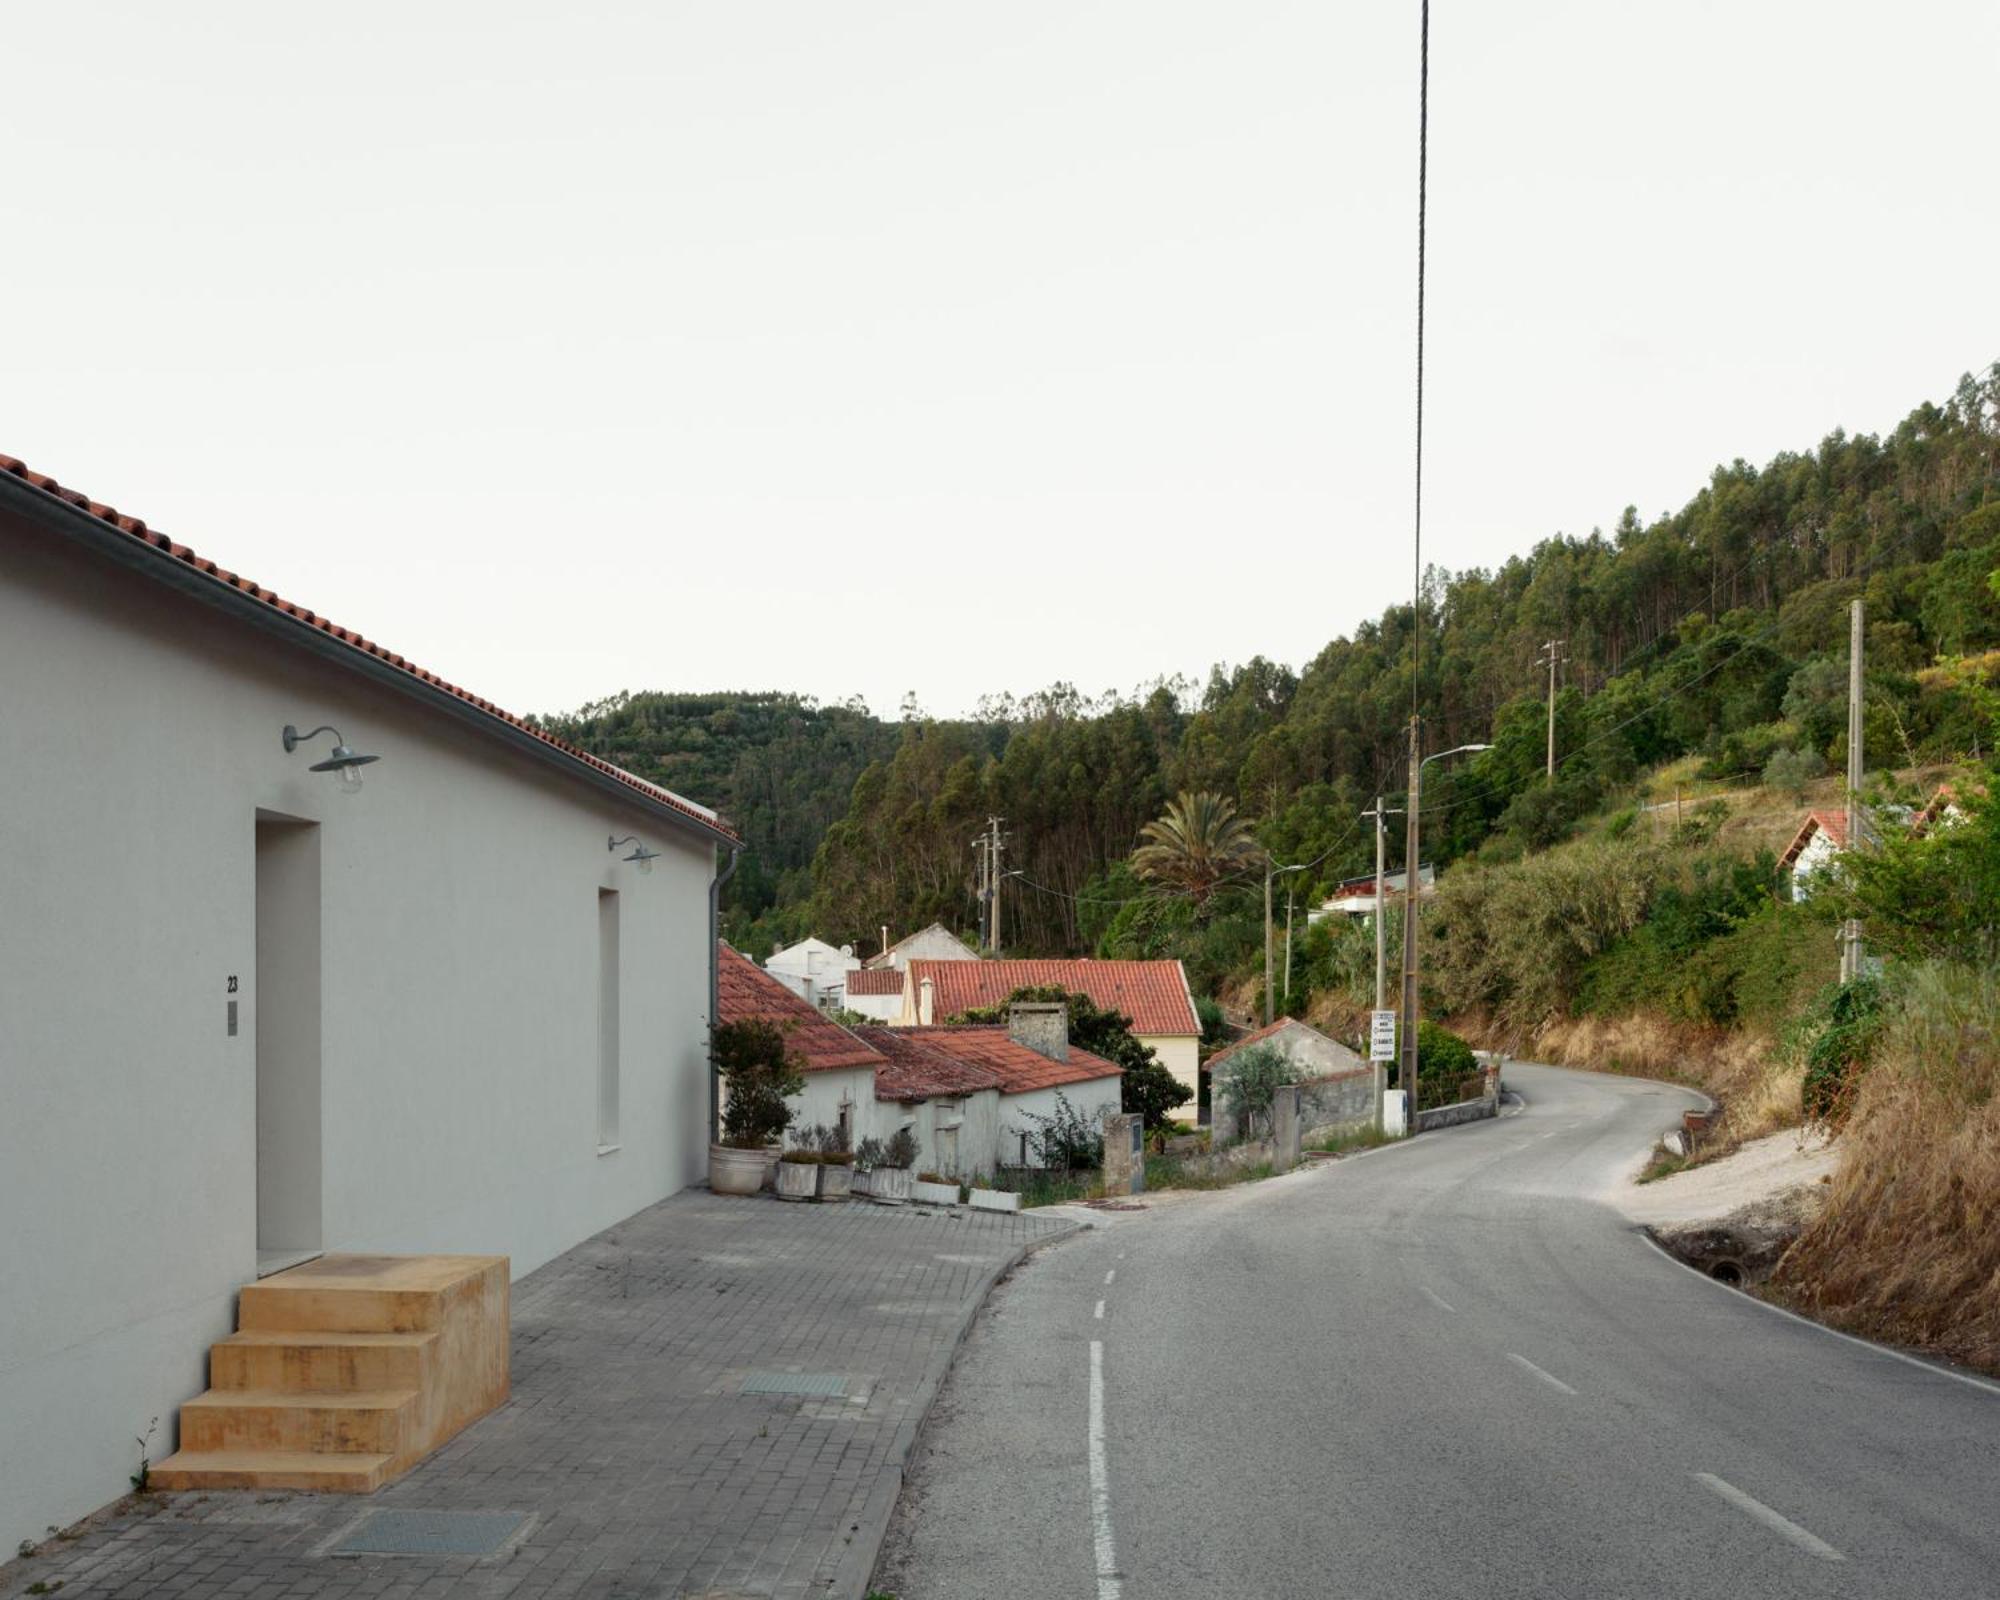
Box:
1263, 861, 1307, 1027
1397, 740, 1491, 1133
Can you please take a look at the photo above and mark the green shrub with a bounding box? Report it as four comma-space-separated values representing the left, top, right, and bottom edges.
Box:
1789, 975, 1892, 1123
712, 1018, 806, 1148
1416, 1020, 1476, 1079
1212, 1043, 1297, 1138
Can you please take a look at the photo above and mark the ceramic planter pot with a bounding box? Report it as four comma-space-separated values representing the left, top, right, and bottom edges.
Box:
710, 1144, 768, 1197
850, 1168, 875, 1197
966, 1188, 1021, 1214
869, 1167, 914, 1206
762, 1147, 784, 1191
912, 1178, 960, 1207
817, 1161, 854, 1202
775, 1158, 819, 1202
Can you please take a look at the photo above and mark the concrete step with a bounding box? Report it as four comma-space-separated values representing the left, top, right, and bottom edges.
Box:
237, 1254, 507, 1334
178, 1387, 420, 1456
149, 1448, 392, 1493
210, 1329, 439, 1393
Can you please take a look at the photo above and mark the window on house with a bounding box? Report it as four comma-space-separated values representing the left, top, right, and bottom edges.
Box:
598, 888, 620, 1150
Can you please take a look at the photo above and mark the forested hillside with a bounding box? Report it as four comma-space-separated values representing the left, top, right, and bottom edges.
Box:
544, 367, 2000, 973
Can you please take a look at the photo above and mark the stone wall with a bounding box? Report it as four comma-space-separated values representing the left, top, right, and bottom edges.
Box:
1415, 1080, 1499, 1132
1297, 1068, 1376, 1137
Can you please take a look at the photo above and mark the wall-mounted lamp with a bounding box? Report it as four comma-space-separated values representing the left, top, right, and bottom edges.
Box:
283, 724, 380, 795
608, 834, 662, 874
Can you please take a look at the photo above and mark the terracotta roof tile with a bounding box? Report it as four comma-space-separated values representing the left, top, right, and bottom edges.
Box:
845, 968, 906, 996
853, 1025, 1122, 1100
716, 944, 885, 1073
1781, 809, 1850, 868
911, 958, 1199, 1037
0, 453, 736, 843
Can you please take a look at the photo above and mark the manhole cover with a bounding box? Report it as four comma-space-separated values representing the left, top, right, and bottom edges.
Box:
329, 1509, 531, 1557
739, 1371, 848, 1398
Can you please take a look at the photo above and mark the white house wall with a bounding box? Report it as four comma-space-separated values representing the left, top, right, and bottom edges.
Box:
0, 522, 715, 1549
999, 1079, 1124, 1168
1141, 1034, 1202, 1122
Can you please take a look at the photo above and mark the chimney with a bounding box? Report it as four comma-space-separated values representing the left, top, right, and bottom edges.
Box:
1008, 1001, 1069, 1063
918, 976, 935, 1026
881, 924, 891, 959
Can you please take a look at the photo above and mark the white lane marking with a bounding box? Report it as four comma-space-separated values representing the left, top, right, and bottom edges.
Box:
1094, 1299, 1105, 1320
1088, 1340, 1122, 1599
1637, 1233, 2000, 1401
1694, 1473, 1845, 1562
1421, 1286, 1456, 1314
1506, 1352, 1577, 1395
1104, 1269, 1116, 1285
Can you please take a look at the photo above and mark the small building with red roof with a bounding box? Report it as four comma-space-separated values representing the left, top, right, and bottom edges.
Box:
897, 957, 1202, 1121
1780, 809, 1853, 900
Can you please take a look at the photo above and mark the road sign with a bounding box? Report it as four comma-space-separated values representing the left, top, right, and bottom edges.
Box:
1370, 1009, 1397, 1062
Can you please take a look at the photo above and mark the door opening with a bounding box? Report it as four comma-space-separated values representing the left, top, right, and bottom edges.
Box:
256, 814, 322, 1273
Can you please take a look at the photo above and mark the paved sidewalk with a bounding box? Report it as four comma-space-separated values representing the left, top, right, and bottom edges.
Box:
1, 1192, 1075, 1600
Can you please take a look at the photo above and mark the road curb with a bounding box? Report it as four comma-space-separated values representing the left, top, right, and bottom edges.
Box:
829, 1215, 1086, 1600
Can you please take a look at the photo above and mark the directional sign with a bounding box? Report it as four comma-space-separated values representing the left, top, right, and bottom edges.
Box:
1370, 1009, 1397, 1063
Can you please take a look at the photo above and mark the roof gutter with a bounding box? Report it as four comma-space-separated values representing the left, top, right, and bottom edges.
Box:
0, 469, 737, 849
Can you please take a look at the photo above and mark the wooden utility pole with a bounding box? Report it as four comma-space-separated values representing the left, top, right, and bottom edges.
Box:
1282, 882, 1297, 1004
1398, 720, 1423, 1128
1263, 866, 1275, 1027
1538, 638, 1566, 783
1842, 600, 1865, 981
972, 833, 990, 953
1361, 795, 1403, 1136
987, 816, 1006, 956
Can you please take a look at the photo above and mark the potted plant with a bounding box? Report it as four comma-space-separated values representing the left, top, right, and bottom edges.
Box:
815, 1123, 855, 1202
775, 1148, 820, 1202
851, 1136, 884, 1198
869, 1128, 918, 1206
709, 1018, 806, 1196
912, 1170, 960, 1207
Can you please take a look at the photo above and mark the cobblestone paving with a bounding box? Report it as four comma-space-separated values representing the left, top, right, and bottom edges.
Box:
1, 1192, 1073, 1600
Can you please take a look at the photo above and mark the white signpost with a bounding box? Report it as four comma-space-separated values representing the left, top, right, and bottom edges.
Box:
1369, 1009, 1397, 1063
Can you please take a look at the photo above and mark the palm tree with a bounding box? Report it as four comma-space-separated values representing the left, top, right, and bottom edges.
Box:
1131, 791, 1266, 908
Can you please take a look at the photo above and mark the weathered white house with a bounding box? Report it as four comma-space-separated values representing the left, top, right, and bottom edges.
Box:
0, 456, 737, 1550
899, 957, 1203, 1121
1780, 809, 1852, 901
763, 935, 861, 1009
863, 921, 979, 970
1307, 866, 1434, 923
841, 966, 909, 1021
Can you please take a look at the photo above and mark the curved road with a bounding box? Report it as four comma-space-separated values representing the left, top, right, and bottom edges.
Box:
873, 1062, 2000, 1599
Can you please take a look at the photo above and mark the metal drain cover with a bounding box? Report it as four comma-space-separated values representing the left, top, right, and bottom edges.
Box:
739, 1371, 848, 1398
330, 1509, 531, 1557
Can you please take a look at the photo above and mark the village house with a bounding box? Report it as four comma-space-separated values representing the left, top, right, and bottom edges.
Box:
717, 948, 1123, 1177
841, 966, 909, 1021
897, 957, 1203, 1121
0, 456, 737, 1543
763, 934, 861, 1009
1308, 865, 1435, 923
1780, 809, 1853, 900
1202, 1017, 1378, 1140
863, 920, 980, 970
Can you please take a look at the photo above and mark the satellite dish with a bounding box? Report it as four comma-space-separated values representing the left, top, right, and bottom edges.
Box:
840, 944, 855, 958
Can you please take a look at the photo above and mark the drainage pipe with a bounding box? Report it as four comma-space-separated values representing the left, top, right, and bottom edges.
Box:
707, 844, 742, 1145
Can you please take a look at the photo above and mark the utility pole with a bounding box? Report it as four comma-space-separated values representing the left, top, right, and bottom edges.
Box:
1263, 866, 1275, 1027
1352, 792, 1400, 1128
988, 816, 1006, 957
1282, 882, 1297, 1004
1538, 638, 1566, 782
972, 833, 990, 953
1842, 600, 1865, 981
1398, 722, 1423, 1126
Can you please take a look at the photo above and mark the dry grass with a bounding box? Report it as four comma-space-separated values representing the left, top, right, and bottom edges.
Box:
1769, 964, 2000, 1374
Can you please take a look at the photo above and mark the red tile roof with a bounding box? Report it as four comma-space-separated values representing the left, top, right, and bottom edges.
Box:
0, 453, 737, 843
853, 1030, 1004, 1101
911, 959, 1199, 1037
1781, 809, 1850, 869
716, 944, 884, 1073
854, 1026, 1123, 1100
845, 968, 907, 997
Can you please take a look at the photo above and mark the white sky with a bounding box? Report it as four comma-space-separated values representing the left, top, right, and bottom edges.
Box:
5, 3, 1996, 721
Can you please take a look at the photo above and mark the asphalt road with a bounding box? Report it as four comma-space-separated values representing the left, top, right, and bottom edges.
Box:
871, 1062, 2000, 1600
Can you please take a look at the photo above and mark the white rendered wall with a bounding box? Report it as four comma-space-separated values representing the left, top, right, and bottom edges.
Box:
999, 1078, 1125, 1168
0, 521, 716, 1548
1142, 1034, 1202, 1122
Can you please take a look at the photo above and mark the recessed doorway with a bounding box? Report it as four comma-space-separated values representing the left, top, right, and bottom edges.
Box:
255, 813, 322, 1275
